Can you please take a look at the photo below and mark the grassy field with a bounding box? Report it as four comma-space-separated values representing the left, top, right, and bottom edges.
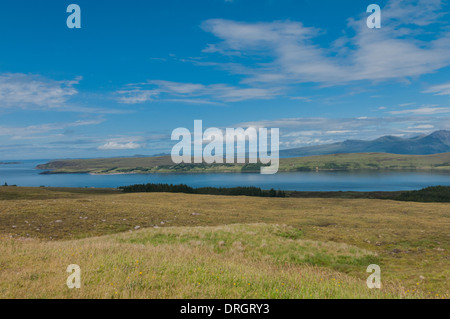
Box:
0, 187, 448, 298
35, 152, 450, 174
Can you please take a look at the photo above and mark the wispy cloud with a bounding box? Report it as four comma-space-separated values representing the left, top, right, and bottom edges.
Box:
96, 135, 148, 151
383, 0, 447, 26
0, 73, 81, 108
115, 0, 450, 107
116, 80, 282, 104
0, 119, 103, 140
0, 73, 128, 115
423, 82, 450, 95
235, 114, 448, 148
116, 89, 159, 104
200, 0, 450, 86
388, 107, 450, 115
97, 141, 143, 150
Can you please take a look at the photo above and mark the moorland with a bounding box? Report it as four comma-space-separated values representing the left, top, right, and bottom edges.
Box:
0, 186, 448, 298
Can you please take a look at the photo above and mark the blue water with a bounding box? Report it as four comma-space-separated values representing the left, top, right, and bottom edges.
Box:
0, 159, 449, 191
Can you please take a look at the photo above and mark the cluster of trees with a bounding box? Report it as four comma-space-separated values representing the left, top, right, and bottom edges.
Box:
119, 183, 286, 198
396, 186, 450, 203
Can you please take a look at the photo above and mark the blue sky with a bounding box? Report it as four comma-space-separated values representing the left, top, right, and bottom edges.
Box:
1, 0, 450, 159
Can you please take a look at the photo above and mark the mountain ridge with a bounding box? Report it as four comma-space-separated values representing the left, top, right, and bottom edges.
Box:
280, 130, 450, 156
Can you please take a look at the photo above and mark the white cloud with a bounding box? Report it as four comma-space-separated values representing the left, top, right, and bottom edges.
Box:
97, 141, 142, 150
0, 73, 81, 108
389, 107, 450, 115
382, 0, 447, 26
114, 0, 450, 106
326, 130, 352, 134
116, 80, 281, 104
290, 96, 312, 102
423, 82, 450, 95
408, 124, 435, 129
116, 89, 158, 104
0, 119, 103, 139
235, 114, 447, 148
200, 0, 450, 86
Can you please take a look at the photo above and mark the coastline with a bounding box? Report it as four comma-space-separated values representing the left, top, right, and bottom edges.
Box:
37, 167, 450, 175
34, 152, 450, 175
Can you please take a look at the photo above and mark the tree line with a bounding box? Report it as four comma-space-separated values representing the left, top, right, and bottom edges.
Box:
118, 183, 286, 197
396, 186, 450, 203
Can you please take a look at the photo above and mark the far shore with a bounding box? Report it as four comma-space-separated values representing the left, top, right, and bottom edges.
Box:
34, 152, 450, 175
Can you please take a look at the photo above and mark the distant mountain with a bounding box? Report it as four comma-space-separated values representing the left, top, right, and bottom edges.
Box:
280, 130, 450, 156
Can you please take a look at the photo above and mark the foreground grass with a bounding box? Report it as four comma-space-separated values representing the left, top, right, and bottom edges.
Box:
0, 187, 448, 298
0, 224, 421, 299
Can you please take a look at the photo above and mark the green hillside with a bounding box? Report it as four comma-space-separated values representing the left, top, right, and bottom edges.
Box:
35, 152, 450, 174
279, 152, 450, 171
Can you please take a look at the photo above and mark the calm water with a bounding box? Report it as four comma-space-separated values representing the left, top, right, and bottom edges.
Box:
1, 159, 450, 191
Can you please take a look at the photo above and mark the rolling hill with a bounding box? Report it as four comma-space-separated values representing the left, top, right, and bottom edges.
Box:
36, 152, 450, 174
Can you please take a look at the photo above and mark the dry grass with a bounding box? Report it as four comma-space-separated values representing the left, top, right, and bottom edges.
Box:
0, 224, 422, 299
0, 187, 448, 298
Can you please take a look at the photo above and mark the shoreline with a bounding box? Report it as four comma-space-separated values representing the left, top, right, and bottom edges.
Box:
34, 152, 450, 175
36, 167, 450, 175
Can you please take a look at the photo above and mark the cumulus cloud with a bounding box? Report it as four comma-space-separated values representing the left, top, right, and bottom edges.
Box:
0, 73, 81, 108
97, 141, 143, 150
